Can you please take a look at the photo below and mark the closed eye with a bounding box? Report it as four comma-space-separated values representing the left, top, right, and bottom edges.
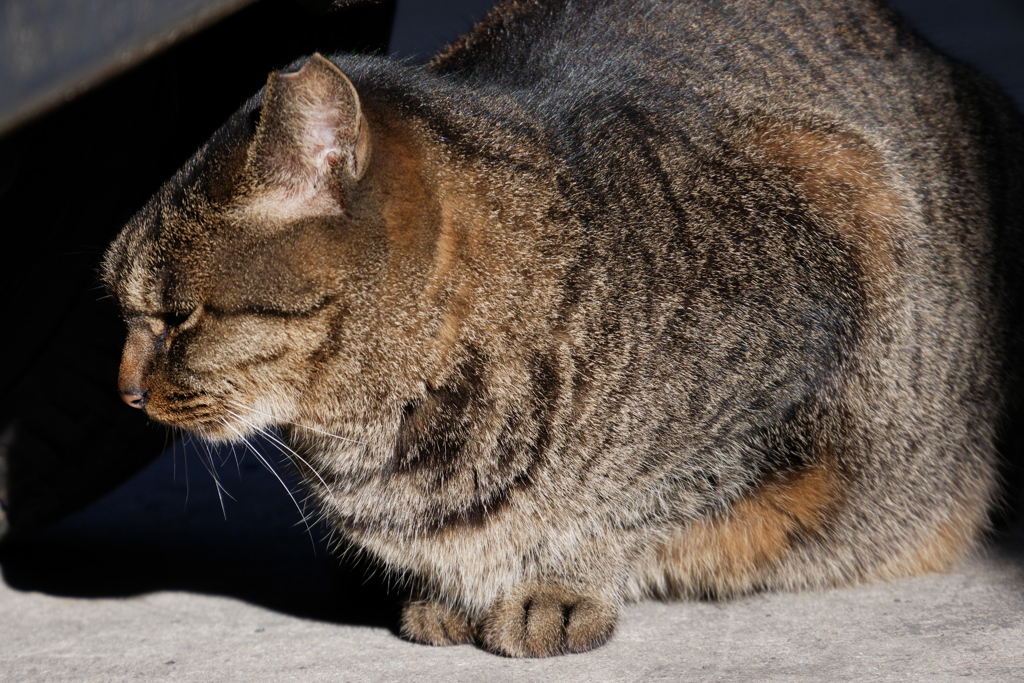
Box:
205, 296, 332, 319
164, 306, 202, 332
166, 311, 190, 328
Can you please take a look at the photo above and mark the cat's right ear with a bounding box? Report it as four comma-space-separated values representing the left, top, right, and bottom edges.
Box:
241, 54, 370, 219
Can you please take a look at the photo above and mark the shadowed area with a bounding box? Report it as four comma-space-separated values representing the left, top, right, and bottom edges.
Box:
0, 437, 399, 629
0, 0, 395, 542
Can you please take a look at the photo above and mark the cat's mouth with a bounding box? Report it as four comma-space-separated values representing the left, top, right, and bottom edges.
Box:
153, 411, 260, 443
137, 391, 237, 440
145, 400, 227, 437
144, 390, 287, 444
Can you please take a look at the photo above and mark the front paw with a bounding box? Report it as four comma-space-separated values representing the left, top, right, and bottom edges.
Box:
478, 584, 618, 657
400, 599, 475, 646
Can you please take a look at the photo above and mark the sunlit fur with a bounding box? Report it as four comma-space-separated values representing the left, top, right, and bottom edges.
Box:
103, 0, 1024, 658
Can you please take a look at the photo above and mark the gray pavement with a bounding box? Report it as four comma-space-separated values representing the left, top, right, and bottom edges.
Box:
1, 559, 1022, 681
3, 0, 1024, 680
1, 440, 1022, 681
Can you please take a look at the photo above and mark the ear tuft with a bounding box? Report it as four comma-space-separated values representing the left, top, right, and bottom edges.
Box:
242, 54, 370, 218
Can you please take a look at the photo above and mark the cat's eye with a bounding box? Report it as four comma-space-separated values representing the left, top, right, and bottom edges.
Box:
164, 306, 202, 332
165, 311, 189, 328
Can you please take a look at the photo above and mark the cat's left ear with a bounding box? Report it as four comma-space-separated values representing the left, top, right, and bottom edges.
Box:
242, 53, 370, 217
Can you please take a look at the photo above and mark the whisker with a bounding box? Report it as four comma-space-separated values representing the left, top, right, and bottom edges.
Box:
182, 432, 192, 510
217, 443, 233, 468
220, 420, 319, 549
223, 399, 371, 447
170, 431, 179, 482
230, 441, 242, 479
196, 432, 235, 518
265, 431, 338, 509
225, 408, 338, 505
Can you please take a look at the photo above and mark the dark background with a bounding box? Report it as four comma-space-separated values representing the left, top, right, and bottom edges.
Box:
0, 0, 396, 541
0, 0, 1021, 628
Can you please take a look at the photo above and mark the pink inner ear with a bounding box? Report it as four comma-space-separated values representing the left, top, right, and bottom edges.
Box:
243, 55, 363, 219
306, 107, 345, 172
276, 68, 347, 176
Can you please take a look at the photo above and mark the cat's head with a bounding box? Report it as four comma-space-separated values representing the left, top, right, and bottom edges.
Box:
103, 54, 436, 441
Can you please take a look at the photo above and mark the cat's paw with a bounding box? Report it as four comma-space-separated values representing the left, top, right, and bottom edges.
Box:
478, 584, 617, 657
400, 599, 475, 646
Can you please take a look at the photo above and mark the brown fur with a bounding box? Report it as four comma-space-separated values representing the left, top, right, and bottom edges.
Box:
644, 465, 840, 598
103, 0, 1024, 658
748, 122, 904, 285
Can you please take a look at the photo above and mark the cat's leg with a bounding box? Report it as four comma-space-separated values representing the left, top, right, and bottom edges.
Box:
476, 581, 619, 657
383, 490, 636, 656
400, 599, 475, 646
466, 524, 637, 656
400, 583, 618, 656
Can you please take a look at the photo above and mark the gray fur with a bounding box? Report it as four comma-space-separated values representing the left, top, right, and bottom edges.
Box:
103, 0, 1024, 657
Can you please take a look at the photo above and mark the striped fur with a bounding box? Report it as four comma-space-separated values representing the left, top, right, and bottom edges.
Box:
103, 0, 1024, 657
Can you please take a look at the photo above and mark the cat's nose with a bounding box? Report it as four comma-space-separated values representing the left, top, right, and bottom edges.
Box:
119, 387, 149, 409
118, 321, 157, 410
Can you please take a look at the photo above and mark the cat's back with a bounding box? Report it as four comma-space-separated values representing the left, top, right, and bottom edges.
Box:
424, 0, 1023, 274
431, 0, 936, 114
423, 0, 1023, 227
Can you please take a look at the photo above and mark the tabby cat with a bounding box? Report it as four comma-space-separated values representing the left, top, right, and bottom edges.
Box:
102, 0, 1024, 657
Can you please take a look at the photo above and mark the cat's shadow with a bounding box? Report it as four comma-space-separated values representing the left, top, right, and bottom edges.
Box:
4, 436, 1023, 631
0, 438, 400, 630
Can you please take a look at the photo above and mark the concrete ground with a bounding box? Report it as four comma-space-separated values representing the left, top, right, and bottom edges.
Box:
2, 443, 1022, 682
2, 0, 1024, 680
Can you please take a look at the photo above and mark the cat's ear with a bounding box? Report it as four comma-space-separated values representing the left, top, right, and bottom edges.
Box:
242, 53, 370, 218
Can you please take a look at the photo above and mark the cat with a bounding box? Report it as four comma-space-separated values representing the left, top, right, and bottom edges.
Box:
102, 0, 1024, 657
